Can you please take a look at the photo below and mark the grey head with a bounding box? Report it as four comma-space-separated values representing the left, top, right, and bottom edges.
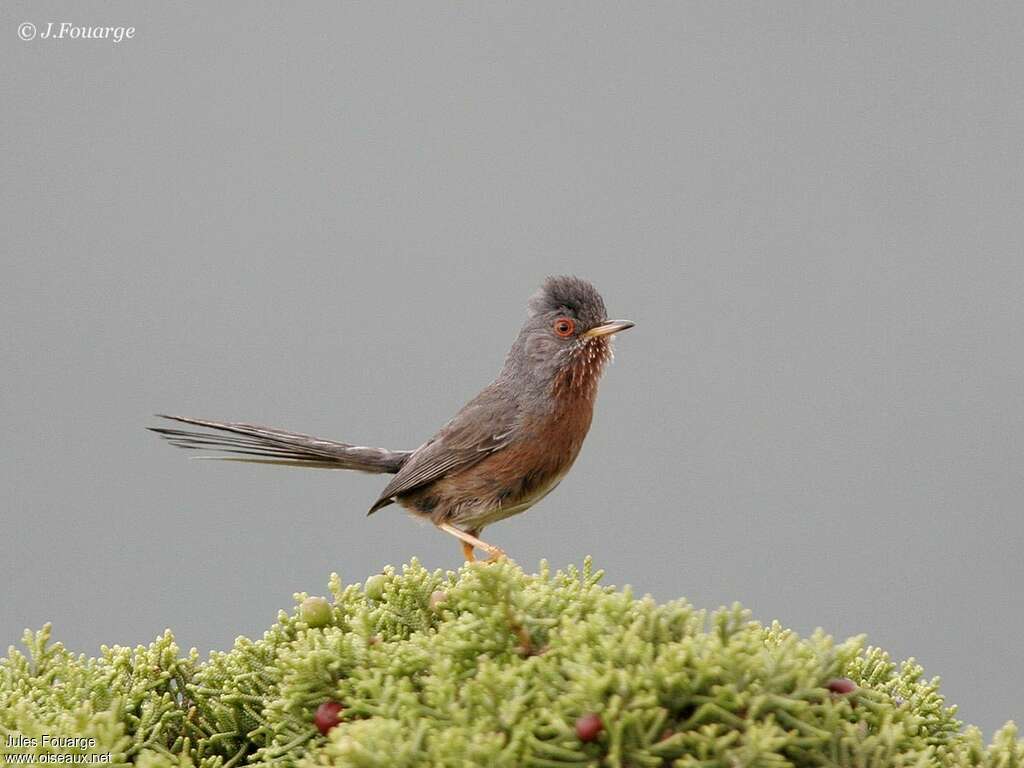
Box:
498, 276, 634, 396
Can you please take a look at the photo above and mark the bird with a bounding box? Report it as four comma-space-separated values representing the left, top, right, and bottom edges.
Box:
150, 276, 634, 562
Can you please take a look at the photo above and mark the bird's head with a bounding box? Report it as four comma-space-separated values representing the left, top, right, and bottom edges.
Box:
503, 276, 634, 398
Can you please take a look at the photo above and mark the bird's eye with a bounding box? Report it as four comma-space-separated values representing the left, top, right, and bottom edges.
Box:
553, 317, 575, 337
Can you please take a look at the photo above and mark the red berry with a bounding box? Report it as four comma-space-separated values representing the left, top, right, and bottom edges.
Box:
575, 713, 603, 742
826, 677, 857, 695
314, 701, 344, 735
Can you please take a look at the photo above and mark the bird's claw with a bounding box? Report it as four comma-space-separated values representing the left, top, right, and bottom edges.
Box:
483, 547, 509, 563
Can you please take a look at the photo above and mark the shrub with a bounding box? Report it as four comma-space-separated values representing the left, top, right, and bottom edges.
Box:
2, 558, 1020, 767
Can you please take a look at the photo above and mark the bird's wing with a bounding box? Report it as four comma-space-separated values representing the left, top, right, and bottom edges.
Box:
368, 387, 519, 513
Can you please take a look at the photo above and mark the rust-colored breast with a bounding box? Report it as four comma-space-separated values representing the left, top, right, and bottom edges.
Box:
406, 337, 612, 529
416, 387, 597, 529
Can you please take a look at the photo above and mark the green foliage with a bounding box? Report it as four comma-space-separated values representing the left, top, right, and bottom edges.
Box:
1, 558, 1020, 767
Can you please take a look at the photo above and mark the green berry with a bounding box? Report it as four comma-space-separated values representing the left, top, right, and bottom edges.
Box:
300, 596, 332, 628
364, 574, 387, 601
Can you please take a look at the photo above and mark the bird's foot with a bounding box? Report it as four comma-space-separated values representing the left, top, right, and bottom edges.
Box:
439, 522, 509, 565
482, 545, 508, 563
461, 541, 508, 564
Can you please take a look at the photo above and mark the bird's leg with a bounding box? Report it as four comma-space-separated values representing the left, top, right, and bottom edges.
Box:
437, 522, 507, 563
461, 531, 478, 563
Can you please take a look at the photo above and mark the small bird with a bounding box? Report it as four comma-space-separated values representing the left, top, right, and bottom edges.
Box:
150, 276, 633, 562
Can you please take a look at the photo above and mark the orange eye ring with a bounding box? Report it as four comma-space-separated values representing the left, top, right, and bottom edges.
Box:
553, 317, 575, 337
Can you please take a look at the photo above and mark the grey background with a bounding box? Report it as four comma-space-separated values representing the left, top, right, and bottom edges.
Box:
2, 1, 1021, 736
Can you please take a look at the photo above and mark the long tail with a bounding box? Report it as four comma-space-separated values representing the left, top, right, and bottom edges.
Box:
149, 415, 411, 473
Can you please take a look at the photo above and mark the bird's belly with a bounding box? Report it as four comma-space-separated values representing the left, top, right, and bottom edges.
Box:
424, 440, 580, 529
471, 471, 567, 527
403, 398, 595, 531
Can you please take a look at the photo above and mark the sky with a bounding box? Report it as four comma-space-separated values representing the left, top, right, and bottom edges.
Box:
2, 1, 1022, 736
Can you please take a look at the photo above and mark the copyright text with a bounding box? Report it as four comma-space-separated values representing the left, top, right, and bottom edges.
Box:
18, 22, 135, 43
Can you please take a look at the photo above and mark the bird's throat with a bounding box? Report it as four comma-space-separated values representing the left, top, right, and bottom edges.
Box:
551, 337, 611, 401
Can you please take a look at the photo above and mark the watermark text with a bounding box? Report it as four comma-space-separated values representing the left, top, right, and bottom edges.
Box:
18, 22, 135, 43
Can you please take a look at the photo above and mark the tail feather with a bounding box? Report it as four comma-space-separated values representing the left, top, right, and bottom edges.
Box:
149, 415, 410, 474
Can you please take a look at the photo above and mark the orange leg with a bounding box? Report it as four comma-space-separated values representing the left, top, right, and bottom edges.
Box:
437, 522, 507, 563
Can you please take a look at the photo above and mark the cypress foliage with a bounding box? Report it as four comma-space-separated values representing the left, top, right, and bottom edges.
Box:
1, 558, 1020, 767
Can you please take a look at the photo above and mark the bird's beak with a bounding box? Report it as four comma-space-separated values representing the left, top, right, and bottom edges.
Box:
584, 319, 635, 338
